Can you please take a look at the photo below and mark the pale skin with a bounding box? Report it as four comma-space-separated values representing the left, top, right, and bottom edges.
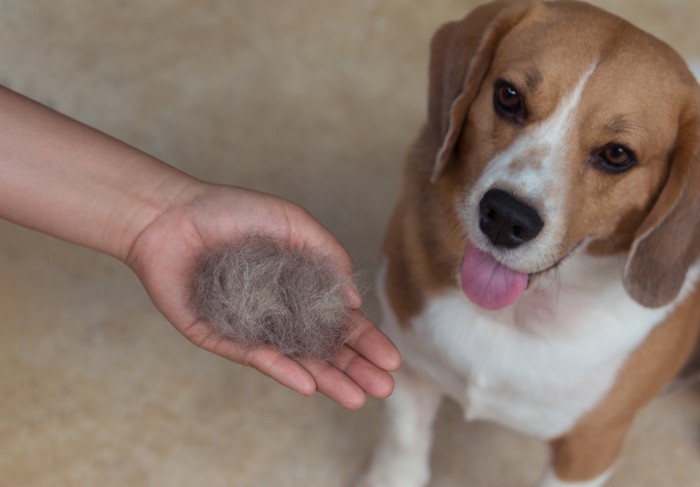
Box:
0, 85, 400, 409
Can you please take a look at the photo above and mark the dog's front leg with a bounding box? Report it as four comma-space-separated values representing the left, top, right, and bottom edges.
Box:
535, 416, 632, 487
357, 366, 443, 487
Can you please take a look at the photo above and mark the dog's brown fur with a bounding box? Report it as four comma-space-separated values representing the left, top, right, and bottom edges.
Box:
365, 1, 700, 485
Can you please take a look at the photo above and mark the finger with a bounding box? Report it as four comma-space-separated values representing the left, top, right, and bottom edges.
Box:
342, 277, 363, 310
287, 205, 363, 309
333, 345, 395, 399
244, 347, 318, 396
301, 359, 367, 409
346, 312, 401, 372
313, 241, 363, 310
208, 337, 318, 396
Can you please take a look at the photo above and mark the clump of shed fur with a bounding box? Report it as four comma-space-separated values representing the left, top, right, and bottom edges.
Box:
193, 236, 355, 361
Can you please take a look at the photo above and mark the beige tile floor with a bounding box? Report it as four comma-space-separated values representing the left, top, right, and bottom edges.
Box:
1, 1, 699, 486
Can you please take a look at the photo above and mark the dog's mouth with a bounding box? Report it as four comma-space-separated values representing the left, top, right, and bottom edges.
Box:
460, 243, 569, 310
460, 245, 529, 310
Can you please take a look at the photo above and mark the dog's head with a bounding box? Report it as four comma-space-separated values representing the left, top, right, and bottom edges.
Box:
428, 0, 700, 310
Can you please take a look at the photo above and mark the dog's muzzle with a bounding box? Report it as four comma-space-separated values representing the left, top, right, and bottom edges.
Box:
460, 189, 545, 311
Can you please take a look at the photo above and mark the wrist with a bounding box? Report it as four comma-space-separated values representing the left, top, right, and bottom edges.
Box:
0, 86, 208, 263
111, 168, 204, 264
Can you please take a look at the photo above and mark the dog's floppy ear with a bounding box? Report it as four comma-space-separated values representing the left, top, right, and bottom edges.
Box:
623, 100, 700, 308
429, 0, 536, 183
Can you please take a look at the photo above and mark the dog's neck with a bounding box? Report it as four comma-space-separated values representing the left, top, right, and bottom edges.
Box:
510, 248, 691, 337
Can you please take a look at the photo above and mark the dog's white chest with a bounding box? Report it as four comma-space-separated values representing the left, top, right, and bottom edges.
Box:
379, 254, 677, 439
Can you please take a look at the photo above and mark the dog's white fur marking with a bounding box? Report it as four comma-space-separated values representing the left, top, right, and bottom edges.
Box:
462, 64, 598, 273
357, 366, 442, 487
380, 251, 686, 440
538, 466, 615, 487
371, 256, 699, 487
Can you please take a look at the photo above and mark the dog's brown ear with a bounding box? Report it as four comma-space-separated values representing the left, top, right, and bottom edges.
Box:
429, 0, 536, 183
623, 102, 700, 308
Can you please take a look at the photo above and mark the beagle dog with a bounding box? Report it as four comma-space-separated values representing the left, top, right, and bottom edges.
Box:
360, 1, 700, 486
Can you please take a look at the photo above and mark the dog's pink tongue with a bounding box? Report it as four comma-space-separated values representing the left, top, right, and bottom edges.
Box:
461, 245, 528, 310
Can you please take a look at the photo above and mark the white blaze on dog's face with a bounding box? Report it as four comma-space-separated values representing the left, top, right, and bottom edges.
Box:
443, 3, 700, 309
462, 62, 598, 273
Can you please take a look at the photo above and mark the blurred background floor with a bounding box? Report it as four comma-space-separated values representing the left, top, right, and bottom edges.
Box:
1, 1, 699, 486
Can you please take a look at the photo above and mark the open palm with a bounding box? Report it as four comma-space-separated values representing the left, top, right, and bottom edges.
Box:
125, 182, 399, 408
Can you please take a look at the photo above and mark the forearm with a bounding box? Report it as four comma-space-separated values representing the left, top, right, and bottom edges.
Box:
0, 85, 197, 261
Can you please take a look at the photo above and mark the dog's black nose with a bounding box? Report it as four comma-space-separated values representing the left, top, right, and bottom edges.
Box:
479, 189, 544, 248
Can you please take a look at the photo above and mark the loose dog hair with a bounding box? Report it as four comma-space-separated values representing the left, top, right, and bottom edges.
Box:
193, 236, 355, 361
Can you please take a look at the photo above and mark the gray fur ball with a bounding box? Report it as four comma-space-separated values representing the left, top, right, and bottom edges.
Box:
193, 237, 356, 361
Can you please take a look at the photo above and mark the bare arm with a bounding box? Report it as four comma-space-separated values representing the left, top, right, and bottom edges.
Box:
0, 86, 399, 408
0, 85, 192, 260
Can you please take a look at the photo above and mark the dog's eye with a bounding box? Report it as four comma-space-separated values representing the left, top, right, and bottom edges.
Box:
594, 144, 637, 173
494, 80, 526, 123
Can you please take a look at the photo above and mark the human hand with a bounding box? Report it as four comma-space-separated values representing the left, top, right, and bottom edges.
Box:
124, 181, 400, 409
0, 86, 399, 408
